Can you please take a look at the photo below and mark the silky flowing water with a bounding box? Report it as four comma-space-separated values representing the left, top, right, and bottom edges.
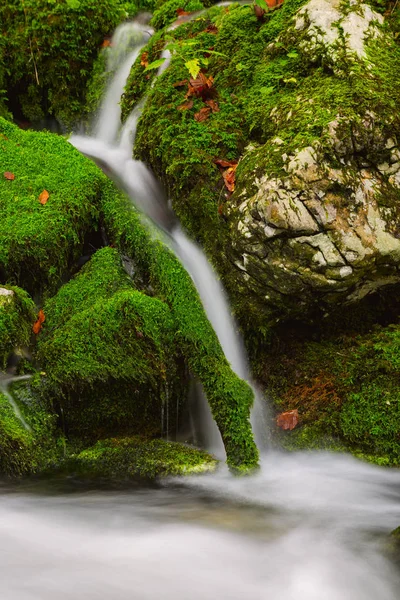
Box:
1, 453, 400, 599
2, 16, 399, 599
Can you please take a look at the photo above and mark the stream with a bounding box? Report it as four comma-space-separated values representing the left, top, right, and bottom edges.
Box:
1, 15, 399, 600
1, 452, 400, 599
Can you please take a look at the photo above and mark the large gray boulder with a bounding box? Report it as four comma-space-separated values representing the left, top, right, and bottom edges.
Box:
228, 0, 400, 323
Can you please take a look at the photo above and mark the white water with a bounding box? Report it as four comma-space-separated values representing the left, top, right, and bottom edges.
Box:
70, 17, 267, 453
2, 13, 400, 600
1, 452, 400, 599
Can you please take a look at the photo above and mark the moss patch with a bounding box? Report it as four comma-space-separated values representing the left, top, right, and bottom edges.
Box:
69, 435, 217, 478
0, 0, 142, 126
0, 285, 35, 370
263, 323, 400, 464
0, 117, 102, 295
0, 383, 57, 477
37, 246, 186, 442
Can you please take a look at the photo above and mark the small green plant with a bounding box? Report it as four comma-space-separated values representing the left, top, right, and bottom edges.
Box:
145, 35, 226, 78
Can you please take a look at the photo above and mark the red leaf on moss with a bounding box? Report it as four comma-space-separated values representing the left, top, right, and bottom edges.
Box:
194, 107, 211, 122
38, 190, 49, 205
101, 39, 112, 48
4, 172, 15, 180
33, 309, 46, 335
276, 409, 299, 431
176, 7, 190, 15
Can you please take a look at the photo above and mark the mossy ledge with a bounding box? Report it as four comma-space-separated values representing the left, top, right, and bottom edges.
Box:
67, 436, 218, 479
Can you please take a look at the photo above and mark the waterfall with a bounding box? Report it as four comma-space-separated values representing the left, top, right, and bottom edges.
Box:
70, 17, 267, 455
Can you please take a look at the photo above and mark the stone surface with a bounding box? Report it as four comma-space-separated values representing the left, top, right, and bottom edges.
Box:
226, 0, 400, 323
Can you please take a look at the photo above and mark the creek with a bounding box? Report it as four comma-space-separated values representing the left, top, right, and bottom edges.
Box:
1, 16, 399, 600
1, 453, 400, 599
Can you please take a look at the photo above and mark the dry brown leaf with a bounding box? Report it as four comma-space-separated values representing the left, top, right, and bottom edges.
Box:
214, 158, 238, 169
4, 172, 15, 180
101, 39, 112, 48
187, 72, 214, 98
39, 190, 50, 205
276, 409, 299, 431
173, 79, 188, 88
205, 99, 219, 113
177, 99, 194, 111
205, 24, 218, 33
176, 7, 190, 15
194, 107, 211, 122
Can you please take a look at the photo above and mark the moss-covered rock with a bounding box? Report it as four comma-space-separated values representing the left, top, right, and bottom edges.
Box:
99, 182, 259, 472
0, 382, 57, 477
0, 286, 35, 369
69, 435, 217, 478
124, 0, 400, 335
37, 246, 186, 442
0, 117, 103, 295
0, 0, 145, 127
262, 322, 400, 464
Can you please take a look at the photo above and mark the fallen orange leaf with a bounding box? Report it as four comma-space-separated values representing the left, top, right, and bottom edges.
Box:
194, 107, 211, 122
176, 7, 190, 15
276, 409, 299, 431
101, 39, 112, 48
4, 172, 15, 180
39, 190, 49, 205
222, 166, 237, 192
32, 309, 46, 335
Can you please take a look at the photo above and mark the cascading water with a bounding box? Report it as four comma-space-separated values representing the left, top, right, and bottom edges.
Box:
70, 18, 267, 455
1, 14, 400, 600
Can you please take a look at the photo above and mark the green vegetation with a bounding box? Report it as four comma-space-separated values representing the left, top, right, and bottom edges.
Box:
100, 183, 259, 472
0, 0, 146, 126
0, 384, 57, 477
123, 0, 400, 335
0, 117, 101, 296
37, 246, 186, 442
69, 436, 217, 478
265, 324, 400, 464
0, 285, 35, 369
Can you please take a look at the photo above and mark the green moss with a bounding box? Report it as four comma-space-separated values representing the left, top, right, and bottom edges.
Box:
265, 323, 400, 464
100, 183, 259, 472
37, 246, 185, 441
151, 0, 205, 30
0, 117, 102, 295
0, 285, 35, 370
0, 383, 57, 477
125, 0, 400, 335
69, 435, 217, 478
0, 0, 140, 126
